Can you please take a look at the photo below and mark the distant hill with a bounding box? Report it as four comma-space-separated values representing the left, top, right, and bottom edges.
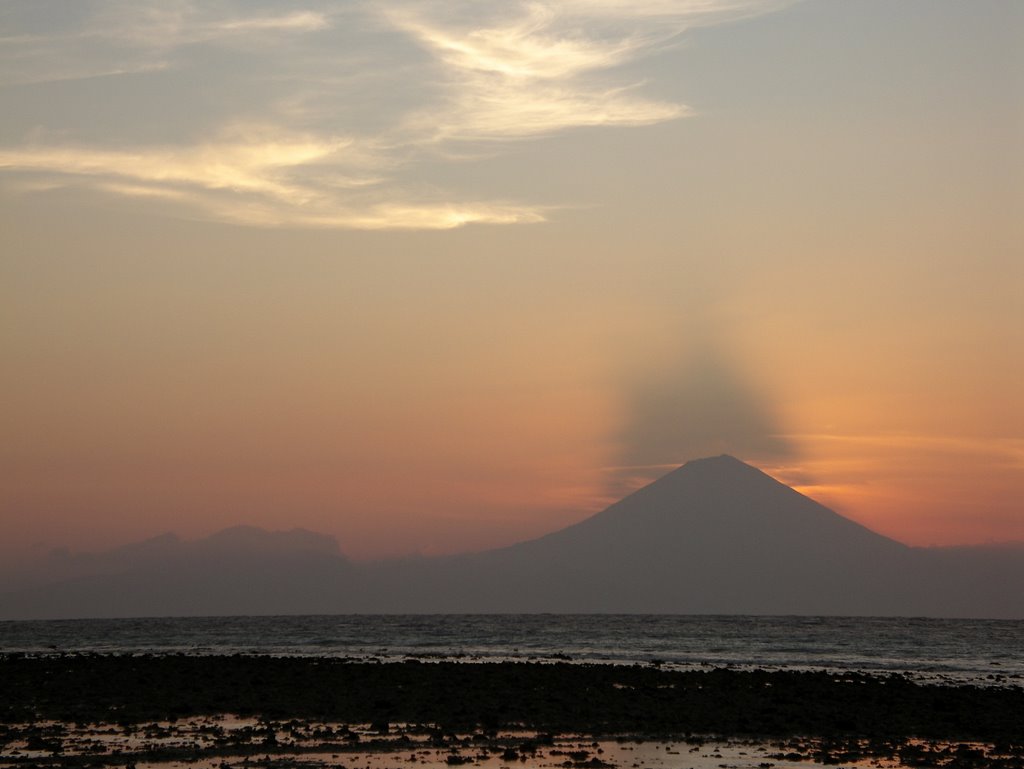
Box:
1, 456, 1021, 619
0, 526, 351, 618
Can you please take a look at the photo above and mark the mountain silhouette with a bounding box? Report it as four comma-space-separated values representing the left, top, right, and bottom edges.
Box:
1, 456, 1021, 618
359, 455, 913, 614
0, 526, 351, 618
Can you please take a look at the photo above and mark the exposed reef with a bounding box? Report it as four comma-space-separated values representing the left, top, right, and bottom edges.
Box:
3, 654, 1023, 741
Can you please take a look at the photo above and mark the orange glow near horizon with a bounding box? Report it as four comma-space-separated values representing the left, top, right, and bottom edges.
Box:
769, 433, 1024, 548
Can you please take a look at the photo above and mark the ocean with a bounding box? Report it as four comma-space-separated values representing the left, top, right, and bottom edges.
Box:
1, 614, 1021, 686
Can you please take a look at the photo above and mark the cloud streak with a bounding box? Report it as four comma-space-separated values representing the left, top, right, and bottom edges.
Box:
787, 433, 1024, 472
0, 4, 333, 86
0, 128, 541, 230
0, 0, 781, 229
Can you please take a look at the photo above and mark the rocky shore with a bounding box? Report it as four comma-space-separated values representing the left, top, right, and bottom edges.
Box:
2, 655, 1023, 768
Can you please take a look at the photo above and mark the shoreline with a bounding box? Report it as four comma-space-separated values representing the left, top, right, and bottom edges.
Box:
4, 615, 1021, 690
3, 655, 1023, 741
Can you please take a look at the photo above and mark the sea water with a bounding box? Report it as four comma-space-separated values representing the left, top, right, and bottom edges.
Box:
1, 614, 1021, 685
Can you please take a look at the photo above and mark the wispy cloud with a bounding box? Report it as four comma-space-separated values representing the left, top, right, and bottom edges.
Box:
386, 1, 707, 142
0, 4, 333, 86
210, 11, 330, 35
764, 432, 1024, 507
788, 433, 1024, 471
0, 126, 541, 229
0, 0, 781, 229
91, 6, 332, 50
0, 131, 350, 201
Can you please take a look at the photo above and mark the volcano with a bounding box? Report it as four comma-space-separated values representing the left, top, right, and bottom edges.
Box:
360, 455, 916, 614
3, 456, 1022, 618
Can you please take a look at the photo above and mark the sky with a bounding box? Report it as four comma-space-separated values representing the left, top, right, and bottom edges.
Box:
1, 0, 1022, 566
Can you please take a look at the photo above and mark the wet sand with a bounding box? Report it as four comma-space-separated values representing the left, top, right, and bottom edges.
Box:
2, 655, 1023, 768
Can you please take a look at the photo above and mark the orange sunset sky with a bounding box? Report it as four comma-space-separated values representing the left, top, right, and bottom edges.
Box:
1, 0, 1022, 566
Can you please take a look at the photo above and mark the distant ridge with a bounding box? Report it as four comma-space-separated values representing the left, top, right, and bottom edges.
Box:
1, 456, 1021, 619
0, 527, 351, 619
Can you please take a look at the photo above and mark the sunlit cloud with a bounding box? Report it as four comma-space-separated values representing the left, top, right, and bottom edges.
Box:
386, 1, 721, 142
213, 12, 330, 34
195, 196, 545, 230
0, 0, 781, 229
390, 5, 639, 81
405, 81, 686, 142
0, 128, 542, 230
0, 133, 347, 201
